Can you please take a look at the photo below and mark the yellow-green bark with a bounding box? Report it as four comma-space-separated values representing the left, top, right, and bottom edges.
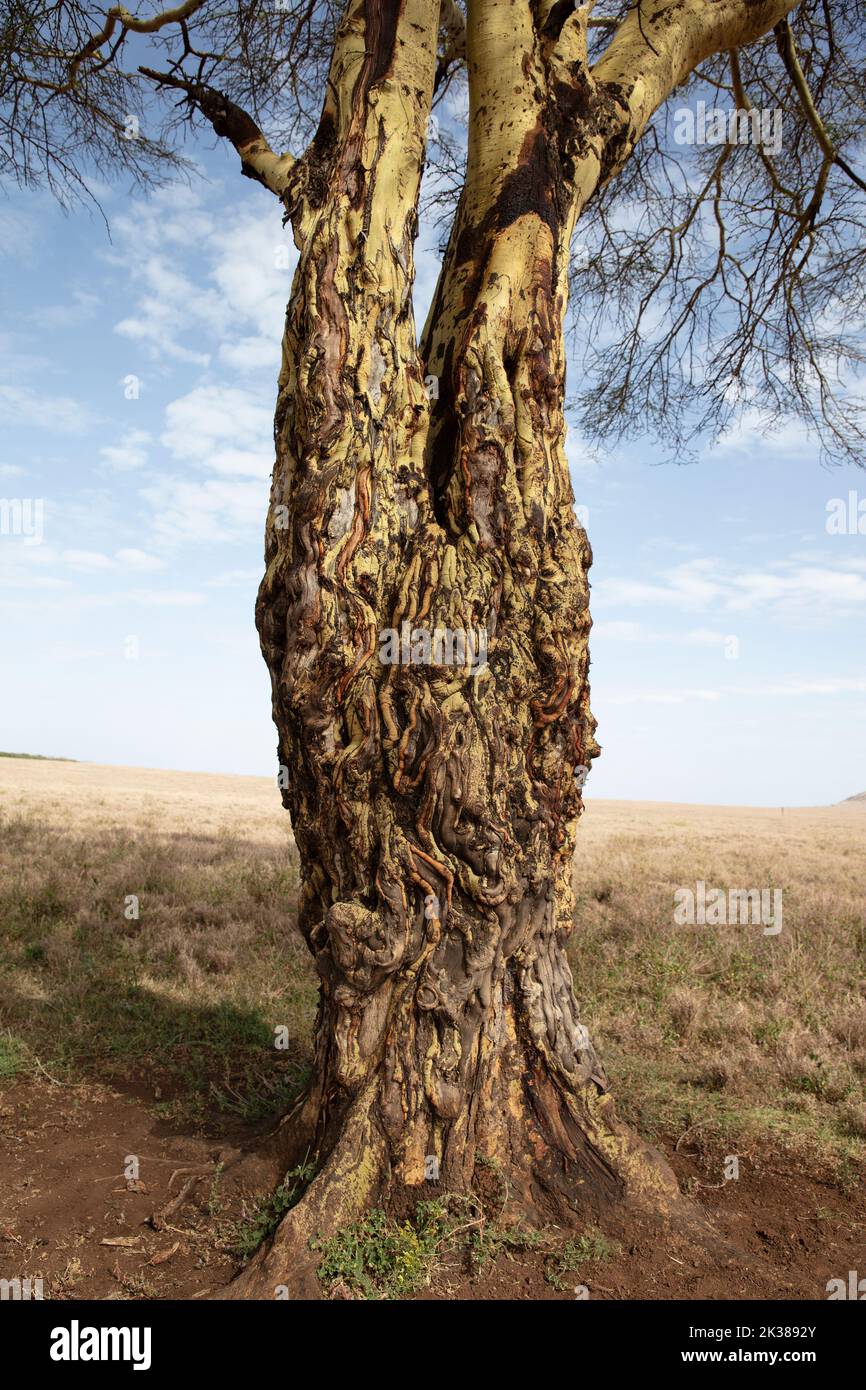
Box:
215, 0, 805, 1298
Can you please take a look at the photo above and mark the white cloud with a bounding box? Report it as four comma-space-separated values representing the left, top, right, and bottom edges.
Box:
123, 588, 204, 607
140, 475, 268, 544
21, 547, 166, 576
115, 548, 164, 572
716, 410, 822, 461
206, 568, 262, 587
28, 291, 100, 330
60, 549, 113, 571
598, 675, 866, 707
565, 425, 599, 477
0, 584, 204, 613
602, 687, 722, 706
0, 543, 71, 591
115, 302, 212, 366
0, 204, 42, 265
219, 337, 280, 373
160, 384, 273, 479
596, 557, 866, 619
593, 620, 730, 646
99, 429, 151, 472
727, 565, 866, 611
210, 214, 290, 339
0, 383, 99, 433
730, 677, 866, 699
110, 190, 286, 368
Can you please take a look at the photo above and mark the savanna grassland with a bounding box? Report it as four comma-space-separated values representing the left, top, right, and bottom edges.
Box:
1, 756, 864, 1300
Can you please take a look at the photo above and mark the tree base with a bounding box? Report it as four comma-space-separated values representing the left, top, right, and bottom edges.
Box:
215, 1072, 707, 1300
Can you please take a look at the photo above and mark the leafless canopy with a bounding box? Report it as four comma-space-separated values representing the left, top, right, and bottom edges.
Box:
574, 0, 866, 464
2, 0, 864, 462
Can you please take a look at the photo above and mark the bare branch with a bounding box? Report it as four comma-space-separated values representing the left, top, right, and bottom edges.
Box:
138, 65, 294, 196
434, 0, 466, 99
774, 15, 866, 195
66, 1, 209, 91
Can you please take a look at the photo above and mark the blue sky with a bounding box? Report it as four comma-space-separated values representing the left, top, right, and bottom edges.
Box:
1, 132, 865, 807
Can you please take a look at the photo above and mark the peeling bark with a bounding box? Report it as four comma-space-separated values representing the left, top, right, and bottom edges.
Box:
216, 0, 804, 1299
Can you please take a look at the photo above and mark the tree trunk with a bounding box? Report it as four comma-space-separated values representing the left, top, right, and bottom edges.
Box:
226, 0, 787, 1298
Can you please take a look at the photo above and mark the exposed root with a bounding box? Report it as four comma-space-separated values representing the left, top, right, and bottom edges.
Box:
215, 1068, 713, 1300
217, 1084, 386, 1300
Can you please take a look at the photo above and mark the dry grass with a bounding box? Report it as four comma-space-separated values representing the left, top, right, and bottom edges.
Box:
0, 758, 314, 1127
571, 799, 866, 1174
1, 757, 864, 1170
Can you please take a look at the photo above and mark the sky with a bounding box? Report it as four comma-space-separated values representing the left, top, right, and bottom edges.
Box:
1, 127, 865, 808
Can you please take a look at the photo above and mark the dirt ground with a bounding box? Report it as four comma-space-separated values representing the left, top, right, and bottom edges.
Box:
2, 1073, 863, 1300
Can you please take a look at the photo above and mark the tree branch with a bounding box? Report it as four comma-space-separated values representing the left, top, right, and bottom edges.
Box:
67, 1, 210, 90
774, 16, 866, 196
593, 0, 803, 152
138, 67, 295, 196
434, 0, 467, 97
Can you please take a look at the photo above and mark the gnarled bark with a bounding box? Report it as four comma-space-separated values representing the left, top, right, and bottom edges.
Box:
224, 0, 651, 1301
218, 0, 802, 1299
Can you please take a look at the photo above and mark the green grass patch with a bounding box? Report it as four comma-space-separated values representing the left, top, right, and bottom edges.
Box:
315, 1185, 545, 1300
233, 1160, 316, 1259
0, 1031, 29, 1081
544, 1228, 618, 1290
0, 751, 75, 761
315, 1202, 453, 1299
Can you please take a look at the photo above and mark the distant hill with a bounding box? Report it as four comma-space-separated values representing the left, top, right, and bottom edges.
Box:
843, 791, 866, 802
0, 751, 76, 762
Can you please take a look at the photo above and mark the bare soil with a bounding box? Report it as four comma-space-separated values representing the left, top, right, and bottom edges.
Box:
2, 1074, 862, 1301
